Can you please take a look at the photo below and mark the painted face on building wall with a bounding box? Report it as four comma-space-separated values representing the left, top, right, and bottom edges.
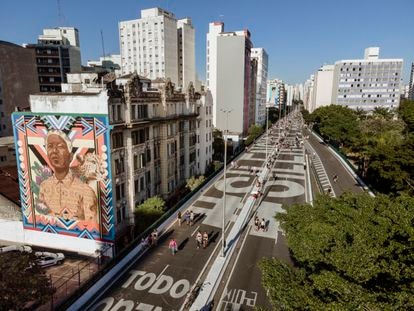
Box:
46, 134, 72, 174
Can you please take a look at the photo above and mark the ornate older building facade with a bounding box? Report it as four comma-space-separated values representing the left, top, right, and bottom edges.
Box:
29, 72, 212, 241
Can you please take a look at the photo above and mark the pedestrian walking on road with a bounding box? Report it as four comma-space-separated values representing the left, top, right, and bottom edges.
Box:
177, 211, 182, 226
184, 211, 190, 225
151, 229, 158, 246
254, 216, 260, 231
190, 211, 195, 226
202, 232, 209, 249
260, 218, 266, 231
333, 174, 338, 183
196, 231, 202, 249
169, 239, 178, 255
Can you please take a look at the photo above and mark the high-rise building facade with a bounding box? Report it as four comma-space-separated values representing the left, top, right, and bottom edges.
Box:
0, 41, 39, 137
206, 22, 253, 139
251, 48, 268, 126
26, 27, 81, 93
332, 47, 403, 110
303, 75, 315, 112
310, 64, 335, 112
119, 8, 196, 89
177, 18, 196, 90
266, 79, 285, 114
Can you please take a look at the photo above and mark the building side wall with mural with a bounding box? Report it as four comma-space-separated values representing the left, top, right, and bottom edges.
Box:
12, 112, 115, 254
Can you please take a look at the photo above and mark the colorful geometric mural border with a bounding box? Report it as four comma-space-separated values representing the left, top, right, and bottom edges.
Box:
12, 113, 115, 242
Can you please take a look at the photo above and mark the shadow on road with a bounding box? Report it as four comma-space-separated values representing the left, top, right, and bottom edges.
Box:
178, 237, 189, 251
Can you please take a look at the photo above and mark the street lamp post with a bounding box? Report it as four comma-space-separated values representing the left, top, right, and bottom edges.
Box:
220, 109, 232, 257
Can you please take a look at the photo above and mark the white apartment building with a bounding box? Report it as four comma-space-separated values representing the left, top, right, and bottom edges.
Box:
39, 27, 80, 47
303, 75, 315, 112
177, 18, 196, 90
309, 64, 335, 112
206, 22, 254, 140
119, 8, 196, 89
332, 47, 403, 110
251, 48, 268, 125
266, 79, 285, 110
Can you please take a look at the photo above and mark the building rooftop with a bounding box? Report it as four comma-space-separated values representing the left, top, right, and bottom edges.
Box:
0, 40, 24, 48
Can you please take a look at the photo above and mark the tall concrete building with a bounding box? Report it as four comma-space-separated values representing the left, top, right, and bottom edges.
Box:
119, 8, 196, 89
251, 48, 268, 126
26, 27, 81, 93
206, 22, 253, 140
30, 73, 211, 243
303, 75, 315, 112
332, 47, 403, 110
309, 64, 335, 112
266, 79, 285, 114
0, 41, 39, 137
177, 18, 196, 90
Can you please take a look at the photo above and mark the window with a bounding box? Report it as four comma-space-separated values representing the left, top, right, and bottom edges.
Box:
115, 158, 125, 175
116, 183, 125, 199
134, 179, 139, 194
140, 176, 145, 191
112, 133, 123, 149
132, 128, 147, 145
134, 154, 139, 170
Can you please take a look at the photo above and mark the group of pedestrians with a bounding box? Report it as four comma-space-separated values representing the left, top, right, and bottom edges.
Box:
142, 229, 158, 248
196, 231, 209, 249
167, 228, 210, 256
254, 216, 267, 232
177, 210, 195, 226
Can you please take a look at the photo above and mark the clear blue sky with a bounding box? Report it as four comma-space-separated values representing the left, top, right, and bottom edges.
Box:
1, 0, 413, 85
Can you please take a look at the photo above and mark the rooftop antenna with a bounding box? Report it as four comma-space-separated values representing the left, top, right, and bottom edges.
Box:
57, 0, 65, 25
100, 30, 106, 60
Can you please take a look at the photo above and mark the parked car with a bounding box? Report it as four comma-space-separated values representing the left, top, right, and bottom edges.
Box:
34, 252, 65, 268
0, 245, 32, 254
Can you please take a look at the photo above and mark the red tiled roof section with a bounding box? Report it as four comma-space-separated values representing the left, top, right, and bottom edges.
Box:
0, 166, 20, 206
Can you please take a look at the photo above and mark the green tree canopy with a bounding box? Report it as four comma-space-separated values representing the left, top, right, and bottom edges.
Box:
301, 108, 312, 124
311, 105, 359, 147
245, 124, 264, 145
212, 129, 224, 161
372, 106, 395, 120
259, 193, 414, 310
399, 100, 414, 133
186, 175, 205, 191
135, 196, 165, 215
134, 196, 166, 233
0, 252, 55, 310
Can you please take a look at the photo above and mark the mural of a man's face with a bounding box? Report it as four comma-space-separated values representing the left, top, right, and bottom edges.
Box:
46, 134, 72, 171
